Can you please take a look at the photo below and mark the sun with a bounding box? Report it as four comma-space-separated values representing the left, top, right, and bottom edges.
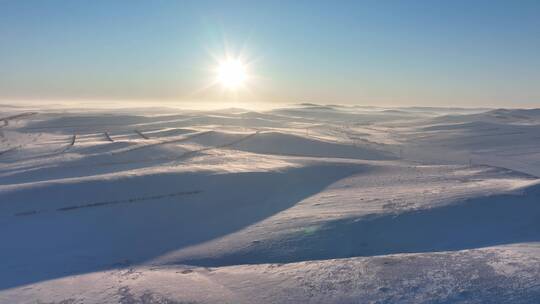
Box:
216, 58, 248, 90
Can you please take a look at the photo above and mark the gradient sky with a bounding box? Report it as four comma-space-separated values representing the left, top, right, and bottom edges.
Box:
1, 0, 540, 107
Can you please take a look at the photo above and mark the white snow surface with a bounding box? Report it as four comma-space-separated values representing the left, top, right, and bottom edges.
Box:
0, 104, 539, 303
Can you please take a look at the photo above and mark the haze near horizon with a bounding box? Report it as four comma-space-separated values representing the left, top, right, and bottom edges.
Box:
1, 0, 540, 107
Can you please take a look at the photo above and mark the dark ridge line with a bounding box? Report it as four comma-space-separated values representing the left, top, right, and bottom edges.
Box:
0, 112, 37, 131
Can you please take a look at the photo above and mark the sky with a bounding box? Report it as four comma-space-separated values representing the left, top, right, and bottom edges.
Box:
1, 0, 540, 108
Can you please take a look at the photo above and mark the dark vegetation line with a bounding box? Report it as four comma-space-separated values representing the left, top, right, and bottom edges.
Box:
0, 112, 38, 125
0, 146, 19, 156
104, 132, 114, 142
135, 130, 149, 140
60, 134, 77, 153
14, 190, 201, 216
0, 112, 38, 131
70, 134, 77, 146
3, 133, 78, 161
10, 131, 259, 217
57, 190, 201, 211
16, 131, 257, 170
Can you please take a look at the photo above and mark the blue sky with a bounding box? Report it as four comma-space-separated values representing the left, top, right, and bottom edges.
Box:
1, 0, 539, 107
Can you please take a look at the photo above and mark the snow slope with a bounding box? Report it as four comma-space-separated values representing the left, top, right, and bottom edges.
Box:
1, 104, 539, 303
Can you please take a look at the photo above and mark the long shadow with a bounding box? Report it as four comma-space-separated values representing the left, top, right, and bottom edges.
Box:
0, 131, 224, 185
181, 182, 540, 266
0, 163, 368, 290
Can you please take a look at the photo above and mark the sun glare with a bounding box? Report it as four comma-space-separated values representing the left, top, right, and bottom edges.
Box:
216, 58, 247, 90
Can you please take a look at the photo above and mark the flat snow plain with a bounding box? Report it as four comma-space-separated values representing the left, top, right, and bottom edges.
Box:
0, 104, 539, 303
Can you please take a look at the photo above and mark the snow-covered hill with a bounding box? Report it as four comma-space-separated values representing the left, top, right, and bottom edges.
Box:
1, 104, 539, 303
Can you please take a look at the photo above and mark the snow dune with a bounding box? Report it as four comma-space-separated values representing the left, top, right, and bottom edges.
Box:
429, 108, 540, 125
184, 181, 540, 266
0, 163, 364, 290
3, 244, 537, 304
1, 104, 540, 303
233, 131, 396, 160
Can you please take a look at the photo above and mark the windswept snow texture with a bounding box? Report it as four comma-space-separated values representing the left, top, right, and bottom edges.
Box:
1, 104, 540, 304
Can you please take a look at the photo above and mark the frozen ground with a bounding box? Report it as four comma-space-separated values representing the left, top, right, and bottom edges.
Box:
0, 103, 539, 303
